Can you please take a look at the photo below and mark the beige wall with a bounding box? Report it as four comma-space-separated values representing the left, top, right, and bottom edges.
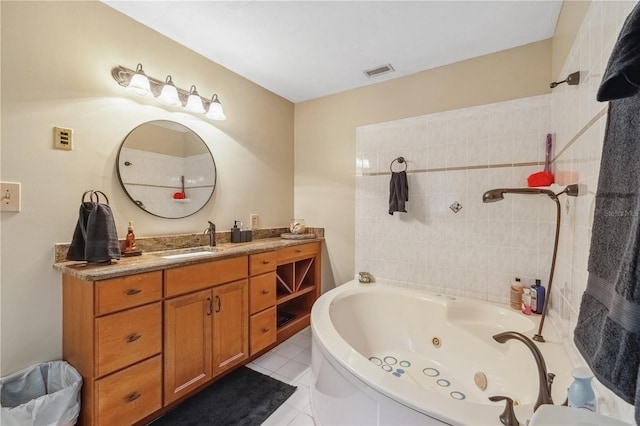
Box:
294, 40, 552, 291
0, 1, 294, 374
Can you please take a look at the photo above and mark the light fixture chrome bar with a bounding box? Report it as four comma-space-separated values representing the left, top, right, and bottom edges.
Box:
111, 64, 226, 120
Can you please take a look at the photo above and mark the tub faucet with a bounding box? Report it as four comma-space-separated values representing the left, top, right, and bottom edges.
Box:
204, 221, 216, 246
493, 331, 554, 412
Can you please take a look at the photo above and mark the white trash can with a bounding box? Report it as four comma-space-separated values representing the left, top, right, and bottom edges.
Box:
0, 360, 82, 426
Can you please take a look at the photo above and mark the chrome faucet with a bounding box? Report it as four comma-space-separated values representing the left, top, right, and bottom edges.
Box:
493, 331, 554, 412
204, 221, 216, 246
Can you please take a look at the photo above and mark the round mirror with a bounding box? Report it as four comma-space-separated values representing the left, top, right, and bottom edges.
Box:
116, 120, 216, 218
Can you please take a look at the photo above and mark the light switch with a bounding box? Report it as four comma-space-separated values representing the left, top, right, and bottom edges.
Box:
1, 182, 21, 212
250, 214, 259, 230
54, 127, 73, 150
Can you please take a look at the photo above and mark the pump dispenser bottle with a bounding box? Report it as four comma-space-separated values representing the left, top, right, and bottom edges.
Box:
231, 221, 242, 243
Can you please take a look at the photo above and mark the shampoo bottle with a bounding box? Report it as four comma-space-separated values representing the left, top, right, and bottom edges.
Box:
510, 277, 523, 310
532, 279, 546, 314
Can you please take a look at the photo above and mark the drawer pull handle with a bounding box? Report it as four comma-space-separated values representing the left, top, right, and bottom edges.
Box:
262, 260, 270, 265
296, 249, 302, 253
126, 288, 141, 296
215, 295, 221, 313
261, 290, 270, 295
262, 328, 270, 333
207, 297, 213, 316
126, 333, 141, 343
125, 392, 141, 403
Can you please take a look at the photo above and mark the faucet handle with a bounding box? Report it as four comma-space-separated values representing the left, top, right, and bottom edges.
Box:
489, 395, 520, 426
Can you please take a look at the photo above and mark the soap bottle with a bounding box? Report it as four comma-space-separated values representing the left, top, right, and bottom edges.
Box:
521, 288, 532, 315
531, 279, 546, 314
231, 221, 241, 243
510, 277, 523, 310
568, 367, 597, 412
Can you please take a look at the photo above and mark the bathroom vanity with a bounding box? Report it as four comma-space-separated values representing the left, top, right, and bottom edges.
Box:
54, 238, 321, 426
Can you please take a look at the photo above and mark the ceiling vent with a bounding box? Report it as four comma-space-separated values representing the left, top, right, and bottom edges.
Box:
363, 64, 395, 78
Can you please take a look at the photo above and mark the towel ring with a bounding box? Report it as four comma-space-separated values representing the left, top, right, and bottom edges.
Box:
81, 190, 110, 205
390, 157, 407, 172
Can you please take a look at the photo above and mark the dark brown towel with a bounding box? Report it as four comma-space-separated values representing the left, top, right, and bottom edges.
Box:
389, 171, 408, 215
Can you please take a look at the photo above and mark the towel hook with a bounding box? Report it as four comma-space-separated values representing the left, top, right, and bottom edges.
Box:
390, 157, 407, 172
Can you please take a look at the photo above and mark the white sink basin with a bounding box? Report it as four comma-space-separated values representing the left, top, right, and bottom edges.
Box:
529, 405, 631, 425
159, 247, 223, 260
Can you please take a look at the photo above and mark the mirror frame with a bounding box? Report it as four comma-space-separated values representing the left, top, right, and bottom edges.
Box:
116, 120, 217, 219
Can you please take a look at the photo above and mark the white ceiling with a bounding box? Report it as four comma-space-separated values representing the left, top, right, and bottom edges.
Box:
103, 1, 563, 103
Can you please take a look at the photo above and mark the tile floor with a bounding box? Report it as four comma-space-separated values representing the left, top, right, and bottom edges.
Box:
247, 327, 315, 425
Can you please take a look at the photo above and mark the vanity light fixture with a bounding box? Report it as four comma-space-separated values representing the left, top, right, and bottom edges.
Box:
111, 63, 227, 120
156, 75, 182, 107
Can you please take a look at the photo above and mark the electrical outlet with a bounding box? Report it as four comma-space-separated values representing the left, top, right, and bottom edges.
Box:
54, 127, 73, 150
250, 214, 259, 230
1, 182, 21, 212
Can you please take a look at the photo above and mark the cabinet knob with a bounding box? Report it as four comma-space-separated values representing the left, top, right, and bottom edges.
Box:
126, 333, 142, 343
262, 328, 270, 333
125, 392, 141, 403
261, 290, 270, 295
262, 260, 270, 265
125, 288, 141, 296
296, 249, 302, 253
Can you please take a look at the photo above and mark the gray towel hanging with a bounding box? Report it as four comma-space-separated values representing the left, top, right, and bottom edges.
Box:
67, 190, 121, 263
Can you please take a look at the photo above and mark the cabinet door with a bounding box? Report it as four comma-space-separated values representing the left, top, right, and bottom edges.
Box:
212, 279, 248, 375
164, 289, 213, 404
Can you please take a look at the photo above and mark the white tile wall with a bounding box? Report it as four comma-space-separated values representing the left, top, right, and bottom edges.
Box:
356, 2, 639, 421
356, 95, 552, 304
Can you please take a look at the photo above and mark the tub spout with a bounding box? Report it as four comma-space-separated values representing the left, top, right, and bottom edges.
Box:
493, 331, 554, 412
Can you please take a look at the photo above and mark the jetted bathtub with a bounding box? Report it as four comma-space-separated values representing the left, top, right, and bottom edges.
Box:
310, 281, 573, 425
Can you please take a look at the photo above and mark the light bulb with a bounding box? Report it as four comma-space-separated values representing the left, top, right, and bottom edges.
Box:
206, 94, 227, 120
185, 85, 206, 113
156, 75, 182, 107
126, 63, 153, 98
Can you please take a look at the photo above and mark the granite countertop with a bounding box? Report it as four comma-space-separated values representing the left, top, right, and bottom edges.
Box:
53, 237, 323, 281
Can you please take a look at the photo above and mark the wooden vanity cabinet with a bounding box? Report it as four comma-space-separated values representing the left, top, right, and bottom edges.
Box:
63, 271, 163, 426
163, 256, 248, 405
61, 241, 321, 426
249, 251, 277, 355
275, 242, 321, 343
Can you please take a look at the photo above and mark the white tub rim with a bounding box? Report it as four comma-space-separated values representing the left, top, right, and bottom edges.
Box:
310, 280, 563, 425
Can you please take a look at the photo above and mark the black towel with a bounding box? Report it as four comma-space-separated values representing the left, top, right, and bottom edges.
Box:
67, 198, 120, 263
389, 171, 408, 215
573, 4, 640, 423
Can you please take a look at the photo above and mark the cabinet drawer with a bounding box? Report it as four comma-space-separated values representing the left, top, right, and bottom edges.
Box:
250, 307, 276, 356
96, 271, 162, 315
96, 303, 161, 377
96, 355, 162, 426
165, 256, 248, 297
249, 272, 276, 314
277, 242, 320, 265
249, 251, 277, 276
